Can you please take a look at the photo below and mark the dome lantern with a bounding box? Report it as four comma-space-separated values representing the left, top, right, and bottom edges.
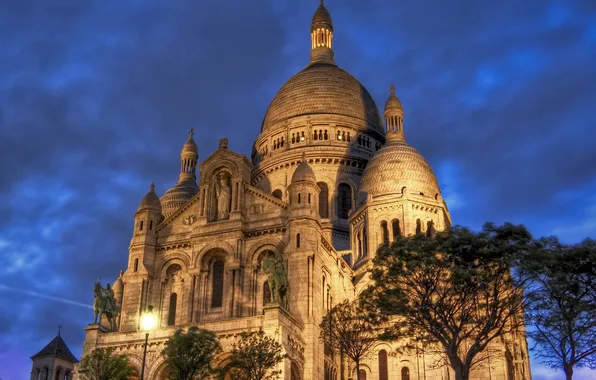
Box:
310, 1, 335, 64
179, 128, 198, 182
161, 131, 200, 217
384, 84, 405, 142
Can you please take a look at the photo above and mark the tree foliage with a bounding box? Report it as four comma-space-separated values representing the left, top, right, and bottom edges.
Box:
162, 326, 221, 380
226, 329, 285, 380
523, 237, 596, 380
78, 347, 136, 380
366, 223, 533, 380
319, 299, 382, 380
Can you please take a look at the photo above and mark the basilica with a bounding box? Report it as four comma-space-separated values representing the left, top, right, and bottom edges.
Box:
80, 2, 531, 380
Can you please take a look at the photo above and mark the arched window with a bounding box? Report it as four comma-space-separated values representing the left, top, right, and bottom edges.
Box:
296, 233, 301, 248
359, 370, 367, 380
149, 220, 153, 231
337, 184, 352, 219
272, 189, 282, 199
378, 350, 388, 380
357, 232, 362, 259
318, 182, 329, 218
308, 193, 311, 204
139, 220, 144, 231
168, 293, 177, 326
263, 281, 272, 305
392, 220, 401, 240
426, 220, 435, 237
211, 260, 224, 308
363, 228, 368, 256
381, 221, 389, 245
298, 193, 301, 204
401, 367, 410, 380
416, 219, 422, 235
134, 258, 139, 272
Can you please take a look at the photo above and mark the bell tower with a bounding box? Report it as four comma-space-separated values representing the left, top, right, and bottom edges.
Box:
30, 328, 78, 380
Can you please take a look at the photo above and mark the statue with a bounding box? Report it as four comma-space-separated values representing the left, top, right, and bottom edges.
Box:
218, 137, 228, 149
93, 280, 119, 331
216, 173, 231, 220
262, 256, 289, 309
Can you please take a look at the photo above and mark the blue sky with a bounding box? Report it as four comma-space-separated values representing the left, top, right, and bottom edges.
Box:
0, 0, 595, 379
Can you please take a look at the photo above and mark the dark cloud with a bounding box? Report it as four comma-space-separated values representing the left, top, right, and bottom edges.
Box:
0, 0, 595, 378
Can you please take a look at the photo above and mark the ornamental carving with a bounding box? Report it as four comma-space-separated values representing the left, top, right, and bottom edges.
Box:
250, 204, 264, 215
183, 214, 196, 226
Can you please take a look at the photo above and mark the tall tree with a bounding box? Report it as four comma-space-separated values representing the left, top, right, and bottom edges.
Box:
226, 329, 285, 380
319, 299, 382, 380
78, 347, 136, 380
367, 223, 533, 380
523, 237, 596, 380
162, 326, 221, 380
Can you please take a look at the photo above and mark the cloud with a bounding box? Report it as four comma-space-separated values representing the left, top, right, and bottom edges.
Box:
0, 0, 594, 378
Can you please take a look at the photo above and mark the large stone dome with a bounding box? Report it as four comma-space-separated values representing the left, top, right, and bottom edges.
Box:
359, 137, 442, 199
261, 62, 384, 135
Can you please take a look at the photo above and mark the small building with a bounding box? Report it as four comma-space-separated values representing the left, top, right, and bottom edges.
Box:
30, 333, 78, 380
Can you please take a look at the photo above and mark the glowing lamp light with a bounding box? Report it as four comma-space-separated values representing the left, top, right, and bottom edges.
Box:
338, 135, 342, 140
140, 305, 157, 331
300, 136, 305, 141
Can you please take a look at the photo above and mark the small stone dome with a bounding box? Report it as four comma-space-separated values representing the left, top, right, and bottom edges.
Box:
160, 178, 198, 217
182, 129, 198, 154
359, 140, 441, 200
292, 158, 317, 184
385, 85, 403, 111
112, 272, 124, 295
137, 183, 162, 213
311, 2, 333, 32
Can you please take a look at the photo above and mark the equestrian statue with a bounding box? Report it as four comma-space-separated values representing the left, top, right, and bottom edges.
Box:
262, 255, 290, 310
93, 280, 119, 331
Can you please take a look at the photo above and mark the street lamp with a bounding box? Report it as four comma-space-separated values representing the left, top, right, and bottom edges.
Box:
140, 305, 157, 380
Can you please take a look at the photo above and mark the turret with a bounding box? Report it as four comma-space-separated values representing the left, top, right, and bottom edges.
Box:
120, 184, 162, 331
132, 182, 162, 244
288, 155, 319, 221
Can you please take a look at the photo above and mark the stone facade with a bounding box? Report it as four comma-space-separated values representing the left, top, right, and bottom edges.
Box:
80, 3, 532, 380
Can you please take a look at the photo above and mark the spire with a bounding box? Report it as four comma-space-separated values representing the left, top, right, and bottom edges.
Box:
179, 130, 198, 182
384, 83, 405, 142
310, 0, 335, 65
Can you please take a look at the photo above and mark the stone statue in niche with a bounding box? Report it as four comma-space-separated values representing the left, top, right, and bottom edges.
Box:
216, 173, 231, 220
219, 138, 228, 149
